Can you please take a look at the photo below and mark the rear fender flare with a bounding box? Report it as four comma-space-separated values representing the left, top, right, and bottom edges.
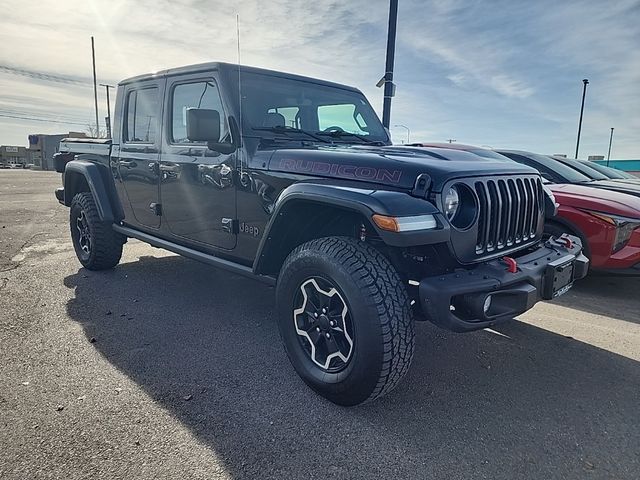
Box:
63, 159, 121, 223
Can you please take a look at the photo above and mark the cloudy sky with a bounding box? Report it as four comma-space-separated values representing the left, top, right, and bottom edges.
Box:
0, 0, 638, 158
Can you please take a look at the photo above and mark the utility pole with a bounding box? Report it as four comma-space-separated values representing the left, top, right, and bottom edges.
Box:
379, 0, 398, 129
574, 78, 589, 159
394, 124, 410, 144
91, 36, 100, 138
607, 127, 614, 166
447, 138, 456, 144
100, 83, 115, 138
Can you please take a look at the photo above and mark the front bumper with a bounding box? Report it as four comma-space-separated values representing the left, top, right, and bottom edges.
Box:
418, 235, 589, 332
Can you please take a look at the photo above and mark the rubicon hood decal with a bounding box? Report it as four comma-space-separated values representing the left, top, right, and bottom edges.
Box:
278, 158, 403, 184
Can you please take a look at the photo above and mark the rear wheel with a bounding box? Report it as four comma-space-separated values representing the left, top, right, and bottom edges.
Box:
70, 192, 124, 270
276, 236, 414, 406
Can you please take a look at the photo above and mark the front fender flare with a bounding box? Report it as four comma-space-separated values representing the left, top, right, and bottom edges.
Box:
253, 182, 450, 274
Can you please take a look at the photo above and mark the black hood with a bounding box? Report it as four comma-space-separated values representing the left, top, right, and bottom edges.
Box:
267, 145, 538, 192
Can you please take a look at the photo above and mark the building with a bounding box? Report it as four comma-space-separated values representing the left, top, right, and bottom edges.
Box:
27, 131, 86, 170
0, 145, 29, 168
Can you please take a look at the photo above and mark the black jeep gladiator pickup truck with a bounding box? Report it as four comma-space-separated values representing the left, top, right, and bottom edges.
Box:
54, 62, 588, 405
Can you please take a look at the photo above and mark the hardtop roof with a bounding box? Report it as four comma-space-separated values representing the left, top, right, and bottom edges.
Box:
118, 62, 360, 93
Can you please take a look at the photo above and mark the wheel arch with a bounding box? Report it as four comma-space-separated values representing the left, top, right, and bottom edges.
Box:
63, 159, 123, 223
253, 182, 445, 276
545, 217, 591, 259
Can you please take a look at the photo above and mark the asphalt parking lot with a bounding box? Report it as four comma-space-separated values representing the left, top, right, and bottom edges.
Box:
1, 170, 639, 479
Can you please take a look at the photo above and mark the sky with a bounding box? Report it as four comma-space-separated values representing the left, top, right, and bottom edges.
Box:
0, 0, 638, 158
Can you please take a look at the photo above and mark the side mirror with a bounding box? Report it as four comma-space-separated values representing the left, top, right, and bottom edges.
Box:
186, 109, 236, 154
186, 108, 220, 142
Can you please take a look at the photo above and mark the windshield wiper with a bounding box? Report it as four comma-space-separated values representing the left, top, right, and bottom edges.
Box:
252, 126, 331, 144
314, 130, 384, 145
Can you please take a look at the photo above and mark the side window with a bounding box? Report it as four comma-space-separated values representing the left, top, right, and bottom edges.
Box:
171, 81, 229, 144
124, 87, 159, 143
317, 103, 368, 134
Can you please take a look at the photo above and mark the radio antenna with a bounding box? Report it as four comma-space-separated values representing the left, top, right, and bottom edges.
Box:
236, 14, 245, 177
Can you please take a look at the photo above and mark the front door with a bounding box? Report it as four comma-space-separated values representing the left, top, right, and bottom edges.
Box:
117, 82, 163, 229
159, 75, 237, 250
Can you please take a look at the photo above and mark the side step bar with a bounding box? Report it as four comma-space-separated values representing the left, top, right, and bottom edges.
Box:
112, 224, 276, 286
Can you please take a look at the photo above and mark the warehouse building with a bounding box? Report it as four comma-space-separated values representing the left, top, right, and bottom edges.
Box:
0, 145, 29, 168
27, 131, 86, 170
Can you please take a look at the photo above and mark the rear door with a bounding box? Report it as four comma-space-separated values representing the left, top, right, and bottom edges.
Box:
116, 81, 163, 229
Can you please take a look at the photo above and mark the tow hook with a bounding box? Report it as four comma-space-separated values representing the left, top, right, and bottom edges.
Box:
557, 234, 574, 249
502, 256, 518, 273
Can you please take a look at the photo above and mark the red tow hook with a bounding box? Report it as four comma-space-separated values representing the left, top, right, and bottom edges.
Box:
502, 256, 518, 273
558, 235, 574, 249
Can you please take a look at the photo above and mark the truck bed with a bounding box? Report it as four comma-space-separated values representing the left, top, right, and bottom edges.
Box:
59, 138, 111, 156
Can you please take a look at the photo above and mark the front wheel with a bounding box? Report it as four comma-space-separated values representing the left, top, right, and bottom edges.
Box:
276, 237, 415, 406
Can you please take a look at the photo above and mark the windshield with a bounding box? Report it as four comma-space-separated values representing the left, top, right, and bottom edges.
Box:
580, 161, 627, 179
235, 72, 389, 144
553, 157, 609, 180
500, 151, 592, 183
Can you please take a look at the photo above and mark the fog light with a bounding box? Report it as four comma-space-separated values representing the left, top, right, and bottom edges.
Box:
483, 295, 492, 314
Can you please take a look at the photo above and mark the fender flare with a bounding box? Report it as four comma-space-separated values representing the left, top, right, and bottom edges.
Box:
253, 182, 449, 274
63, 159, 120, 223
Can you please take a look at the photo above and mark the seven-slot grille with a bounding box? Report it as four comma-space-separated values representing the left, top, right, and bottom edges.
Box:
474, 176, 543, 255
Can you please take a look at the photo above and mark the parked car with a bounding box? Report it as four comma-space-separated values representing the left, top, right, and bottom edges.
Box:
53, 62, 587, 405
497, 150, 640, 199
573, 160, 638, 181
409, 144, 640, 274
546, 184, 640, 274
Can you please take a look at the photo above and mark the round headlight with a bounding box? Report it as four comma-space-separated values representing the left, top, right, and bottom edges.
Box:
444, 186, 460, 220
443, 183, 478, 230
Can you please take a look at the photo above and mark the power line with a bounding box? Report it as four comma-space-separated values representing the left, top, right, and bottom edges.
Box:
0, 113, 96, 127
0, 107, 92, 124
0, 64, 91, 86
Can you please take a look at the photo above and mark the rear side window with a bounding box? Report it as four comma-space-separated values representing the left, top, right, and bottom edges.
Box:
171, 81, 229, 144
125, 88, 159, 143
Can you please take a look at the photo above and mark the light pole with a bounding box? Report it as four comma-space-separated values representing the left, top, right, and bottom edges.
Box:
575, 78, 589, 159
607, 127, 614, 166
91, 36, 99, 138
100, 83, 115, 138
378, 0, 398, 129
394, 124, 410, 144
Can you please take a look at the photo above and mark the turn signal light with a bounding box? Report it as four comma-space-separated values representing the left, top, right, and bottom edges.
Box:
372, 214, 399, 232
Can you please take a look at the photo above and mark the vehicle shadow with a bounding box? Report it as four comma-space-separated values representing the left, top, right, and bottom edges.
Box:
64, 256, 640, 479
552, 274, 640, 324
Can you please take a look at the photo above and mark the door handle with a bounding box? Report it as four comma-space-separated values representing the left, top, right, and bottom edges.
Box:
159, 164, 180, 173
119, 160, 135, 168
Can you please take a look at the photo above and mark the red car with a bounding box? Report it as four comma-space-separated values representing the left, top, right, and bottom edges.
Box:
408, 142, 640, 274
547, 184, 640, 274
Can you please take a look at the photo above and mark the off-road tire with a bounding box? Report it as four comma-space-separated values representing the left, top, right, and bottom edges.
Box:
70, 192, 124, 270
276, 236, 415, 406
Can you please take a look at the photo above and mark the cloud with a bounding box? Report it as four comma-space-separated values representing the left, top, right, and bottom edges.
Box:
0, 0, 637, 158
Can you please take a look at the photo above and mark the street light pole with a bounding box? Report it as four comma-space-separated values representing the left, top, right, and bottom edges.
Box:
394, 124, 410, 144
607, 127, 614, 166
99, 84, 115, 138
380, 0, 398, 129
91, 36, 100, 138
574, 78, 589, 159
